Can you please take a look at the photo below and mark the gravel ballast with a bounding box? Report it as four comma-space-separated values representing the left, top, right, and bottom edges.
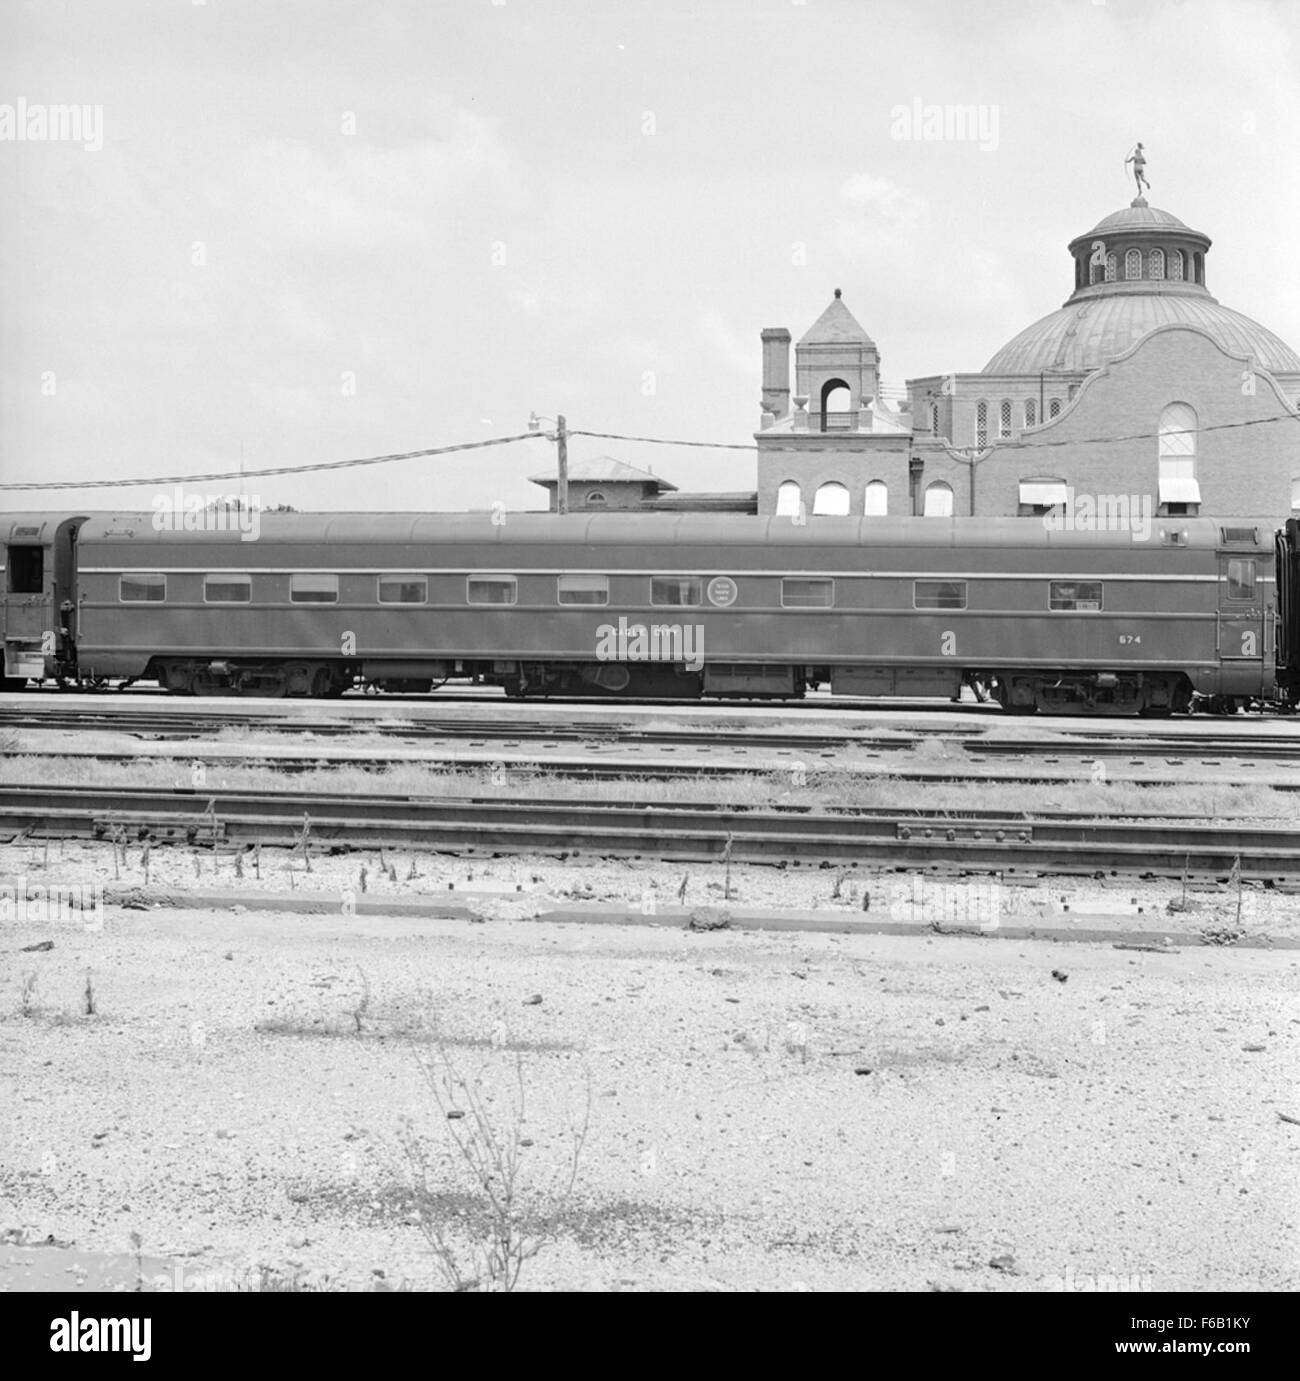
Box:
2, 880, 1296, 1292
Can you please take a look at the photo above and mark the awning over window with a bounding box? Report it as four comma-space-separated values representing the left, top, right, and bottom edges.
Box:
1158, 476, 1201, 504
1019, 480, 1068, 507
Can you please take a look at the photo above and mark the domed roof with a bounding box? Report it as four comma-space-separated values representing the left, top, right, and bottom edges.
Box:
984, 294, 1300, 375
1081, 202, 1195, 237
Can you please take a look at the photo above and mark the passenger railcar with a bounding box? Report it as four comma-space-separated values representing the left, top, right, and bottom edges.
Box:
4, 509, 1299, 715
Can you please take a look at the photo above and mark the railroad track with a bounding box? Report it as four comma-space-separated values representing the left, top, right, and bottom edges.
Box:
3, 702, 1299, 764
3, 744, 1299, 790
0, 705, 942, 752
4, 783, 1298, 880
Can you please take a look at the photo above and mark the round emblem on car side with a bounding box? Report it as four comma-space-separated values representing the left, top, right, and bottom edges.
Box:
706, 576, 738, 607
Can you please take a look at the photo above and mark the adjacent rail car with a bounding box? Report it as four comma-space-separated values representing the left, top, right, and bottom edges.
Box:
4, 509, 1298, 715
2, 513, 87, 691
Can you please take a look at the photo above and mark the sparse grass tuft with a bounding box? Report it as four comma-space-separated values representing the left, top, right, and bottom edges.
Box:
396, 1039, 590, 1292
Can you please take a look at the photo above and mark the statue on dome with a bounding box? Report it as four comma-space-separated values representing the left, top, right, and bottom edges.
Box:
1125, 142, 1151, 198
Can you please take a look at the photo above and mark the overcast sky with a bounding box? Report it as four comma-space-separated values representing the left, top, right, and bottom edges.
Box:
3, 0, 1297, 513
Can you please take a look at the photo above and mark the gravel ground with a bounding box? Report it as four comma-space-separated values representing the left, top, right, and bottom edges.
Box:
3, 837, 1298, 941
2, 884, 1297, 1293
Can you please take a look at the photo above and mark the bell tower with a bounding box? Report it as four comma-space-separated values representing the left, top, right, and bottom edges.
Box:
794, 289, 880, 430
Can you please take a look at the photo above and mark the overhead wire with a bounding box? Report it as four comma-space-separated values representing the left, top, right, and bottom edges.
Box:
0, 432, 547, 491
3, 409, 1298, 492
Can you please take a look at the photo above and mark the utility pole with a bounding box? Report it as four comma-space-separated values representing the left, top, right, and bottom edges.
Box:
556, 413, 569, 514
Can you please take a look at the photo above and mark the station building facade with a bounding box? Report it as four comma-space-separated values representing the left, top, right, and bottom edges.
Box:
755, 196, 1300, 522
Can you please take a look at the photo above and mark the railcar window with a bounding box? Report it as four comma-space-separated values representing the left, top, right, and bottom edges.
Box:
7, 546, 44, 594
557, 573, 609, 606
914, 580, 966, 610
467, 575, 517, 605
781, 578, 834, 608
203, 574, 251, 604
290, 573, 339, 604
1049, 580, 1103, 611
1219, 527, 1259, 546
650, 576, 703, 607
119, 573, 166, 602
378, 576, 427, 604
1226, 560, 1256, 600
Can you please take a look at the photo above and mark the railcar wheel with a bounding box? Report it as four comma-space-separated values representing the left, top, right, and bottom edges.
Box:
309, 667, 338, 698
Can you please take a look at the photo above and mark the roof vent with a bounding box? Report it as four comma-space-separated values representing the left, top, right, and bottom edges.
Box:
1219, 526, 1259, 545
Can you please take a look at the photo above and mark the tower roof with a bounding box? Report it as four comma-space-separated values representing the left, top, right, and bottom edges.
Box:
796, 289, 875, 347
528, 455, 677, 491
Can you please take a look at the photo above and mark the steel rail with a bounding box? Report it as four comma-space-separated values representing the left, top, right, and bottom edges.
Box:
2, 704, 1298, 763
3, 783, 1298, 879
3, 746, 1299, 789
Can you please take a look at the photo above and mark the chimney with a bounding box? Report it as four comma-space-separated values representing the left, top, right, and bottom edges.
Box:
761, 328, 791, 419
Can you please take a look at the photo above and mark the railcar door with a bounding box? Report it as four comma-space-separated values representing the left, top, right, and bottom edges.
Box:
4, 522, 53, 681
1216, 553, 1265, 688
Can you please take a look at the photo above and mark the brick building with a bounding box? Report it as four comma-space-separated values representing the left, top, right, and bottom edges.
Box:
529, 455, 677, 511
757, 192, 1300, 521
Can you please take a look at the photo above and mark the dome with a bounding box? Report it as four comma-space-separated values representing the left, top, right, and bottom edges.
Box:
985, 295, 1300, 376
985, 294, 1300, 375
987, 194, 1299, 376
1082, 203, 1193, 237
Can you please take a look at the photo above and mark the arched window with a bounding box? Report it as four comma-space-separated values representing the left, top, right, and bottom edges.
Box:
1169, 250, 1185, 281
585, 490, 608, 506
1193, 251, 1204, 284
923, 481, 954, 517
928, 402, 940, 435
1089, 256, 1103, 285
975, 400, 988, 449
999, 400, 1012, 439
1149, 248, 1165, 280
819, 379, 852, 431
1158, 402, 1200, 513
812, 481, 850, 516
775, 480, 802, 517
864, 480, 888, 516
1125, 248, 1142, 280
1159, 403, 1197, 464
1105, 252, 1116, 283
1048, 397, 1062, 419
1024, 398, 1037, 428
